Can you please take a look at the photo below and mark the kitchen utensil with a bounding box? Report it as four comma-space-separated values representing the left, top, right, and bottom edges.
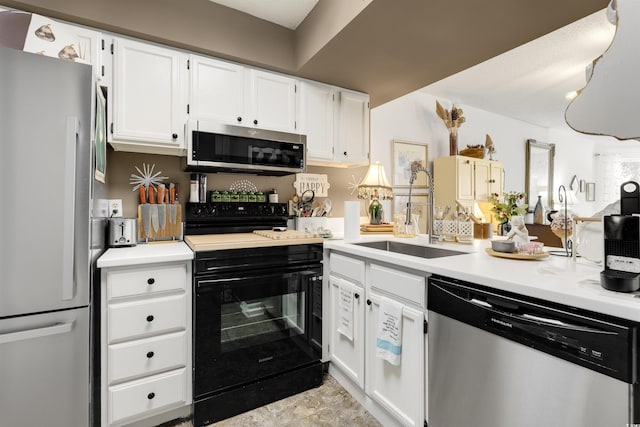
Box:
157, 184, 166, 230
148, 184, 159, 233
139, 185, 151, 237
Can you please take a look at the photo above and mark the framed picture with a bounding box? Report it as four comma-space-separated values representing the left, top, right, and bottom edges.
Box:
393, 193, 430, 233
393, 140, 429, 187
586, 182, 596, 201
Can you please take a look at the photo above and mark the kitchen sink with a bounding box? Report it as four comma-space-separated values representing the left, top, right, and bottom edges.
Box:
354, 240, 465, 259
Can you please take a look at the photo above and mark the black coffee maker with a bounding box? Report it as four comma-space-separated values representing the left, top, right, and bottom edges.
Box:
601, 181, 640, 292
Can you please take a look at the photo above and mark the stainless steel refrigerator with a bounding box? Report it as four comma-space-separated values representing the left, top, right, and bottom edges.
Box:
0, 45, 105, 426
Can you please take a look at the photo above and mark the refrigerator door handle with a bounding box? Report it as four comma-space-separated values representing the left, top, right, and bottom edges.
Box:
0, 322, 74, 344
62, 117, 78, 301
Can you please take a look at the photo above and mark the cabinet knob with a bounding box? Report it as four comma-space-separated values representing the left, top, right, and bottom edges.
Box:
147, 392, 155, 400
147, 278, 155, 285
366, 299, 372, 306
146, 315, 154, 322
354, 293, 360, 299
237, 116, 242, 122
253, 119, 258, 125
465, 160, 470, 164
172, 133, 178, 139
343, 151, 347, 156
146, 351, 154, 359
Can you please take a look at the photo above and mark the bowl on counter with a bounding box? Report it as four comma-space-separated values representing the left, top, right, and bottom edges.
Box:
491, 239, 516, 253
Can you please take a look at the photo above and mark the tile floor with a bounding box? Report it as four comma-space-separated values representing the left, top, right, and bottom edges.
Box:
174, 374, 382, 427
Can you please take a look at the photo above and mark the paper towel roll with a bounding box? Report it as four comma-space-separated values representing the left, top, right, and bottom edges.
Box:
344, 201, 361, 241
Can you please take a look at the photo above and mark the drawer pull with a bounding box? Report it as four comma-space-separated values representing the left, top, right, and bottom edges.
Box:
146, 351, 154, 358
147, 392, 155, 400
354, 293, 360, 299
147, 278, 155, 285
146, 315, 154, 322
366, 299, 372, 306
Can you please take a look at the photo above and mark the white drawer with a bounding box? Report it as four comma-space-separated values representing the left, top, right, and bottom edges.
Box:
109, 331, 186, 384
108, 368, 187, 425
108, 294, 186, 343
330, 253, 365, 284
107, 264, 187, 300
368, 263, 426, 307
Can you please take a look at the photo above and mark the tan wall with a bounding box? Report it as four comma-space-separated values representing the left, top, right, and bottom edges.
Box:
107, 149, 368, 219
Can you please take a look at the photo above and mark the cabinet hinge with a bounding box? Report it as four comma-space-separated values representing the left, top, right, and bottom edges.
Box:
294, 120, 297, 130
423, 320, 428, 334
187, 59, 190, 70
187, 104, 190, 114
110, 43, 114, 55
110, 122, 114, 134
101, 65, 104, 77
294, 84, 297, 93
101, 39, 104, 50
424, 421, 428, 427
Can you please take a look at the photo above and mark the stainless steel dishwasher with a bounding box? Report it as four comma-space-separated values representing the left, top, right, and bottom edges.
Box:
427, 275, 638, 427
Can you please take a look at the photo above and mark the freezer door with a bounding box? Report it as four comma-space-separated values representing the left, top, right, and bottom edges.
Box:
0, 46, 92, 317
0, 307, 90, 427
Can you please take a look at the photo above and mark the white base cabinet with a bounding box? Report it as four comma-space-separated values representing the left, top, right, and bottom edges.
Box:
327, 251, 428, 427
99, 255, 192, 427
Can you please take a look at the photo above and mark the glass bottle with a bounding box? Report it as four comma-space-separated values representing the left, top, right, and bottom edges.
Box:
533, 195, 544, 224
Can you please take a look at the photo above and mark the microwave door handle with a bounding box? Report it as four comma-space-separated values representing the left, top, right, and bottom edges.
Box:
62, 117, 78, 301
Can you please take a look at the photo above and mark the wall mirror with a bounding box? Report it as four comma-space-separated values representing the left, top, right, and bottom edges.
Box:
525, 139, 555, 210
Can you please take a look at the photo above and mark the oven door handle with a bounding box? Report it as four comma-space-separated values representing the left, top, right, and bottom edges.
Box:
196, 270, 321, 289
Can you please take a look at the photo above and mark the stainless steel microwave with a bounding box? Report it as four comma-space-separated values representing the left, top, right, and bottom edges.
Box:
186, 120, 306, 176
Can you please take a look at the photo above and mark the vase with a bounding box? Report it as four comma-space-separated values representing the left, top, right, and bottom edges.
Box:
449, 129, 458, 156
369, 198, 383, 225
499, 220, 512, 236
533, 195, 544, 224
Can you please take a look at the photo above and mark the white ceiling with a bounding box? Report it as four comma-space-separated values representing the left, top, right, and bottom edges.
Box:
422, 8, 616, 129
207, 0, 319, 30
207, 3, 615, 129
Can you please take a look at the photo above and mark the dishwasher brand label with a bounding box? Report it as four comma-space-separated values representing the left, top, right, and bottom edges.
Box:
490, 317, 512, 328
607, 255, 640, 273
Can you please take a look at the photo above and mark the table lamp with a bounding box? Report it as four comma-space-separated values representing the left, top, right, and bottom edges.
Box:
357, 162, 393, 224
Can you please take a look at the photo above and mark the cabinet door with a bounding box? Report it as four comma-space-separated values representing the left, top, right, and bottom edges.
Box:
474, 159, 492, 200
336, 91, 369, 165
112, 38, 186, 149
365, 291, 425, 427
456, 156, 475, 200
246, 69, 297, 132
300, 81, 335, 162
329, 276, 365, 388
489, 162, 504, 196
189, 55, 245, 125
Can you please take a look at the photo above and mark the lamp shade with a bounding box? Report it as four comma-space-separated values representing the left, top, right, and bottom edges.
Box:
357, 162, 393, 200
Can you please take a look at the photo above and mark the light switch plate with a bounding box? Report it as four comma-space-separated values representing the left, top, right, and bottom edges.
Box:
108, 199, 123, 217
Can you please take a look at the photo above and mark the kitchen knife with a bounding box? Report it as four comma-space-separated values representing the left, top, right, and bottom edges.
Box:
157, 184, 166, 231
140, 185, 151, 238
149, 184, 159, 234
169, 183, 177, 226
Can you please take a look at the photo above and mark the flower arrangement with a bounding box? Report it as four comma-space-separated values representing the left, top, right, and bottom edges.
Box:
436, 100, 466, 156
489, 192, 528, 223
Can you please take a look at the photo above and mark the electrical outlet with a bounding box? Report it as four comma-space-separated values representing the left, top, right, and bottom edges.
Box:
108, 199, 123, 217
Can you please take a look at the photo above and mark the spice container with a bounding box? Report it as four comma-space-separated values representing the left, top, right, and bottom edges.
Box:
248, 192, 257, 202
221, 191, 230, 202
230, 191, 240, 202
256, 191, 266, 203
239, 191, 248, 202
210, 190, 221, 202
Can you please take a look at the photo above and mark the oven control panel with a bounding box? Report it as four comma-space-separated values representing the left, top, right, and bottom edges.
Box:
185, 202, 288, 218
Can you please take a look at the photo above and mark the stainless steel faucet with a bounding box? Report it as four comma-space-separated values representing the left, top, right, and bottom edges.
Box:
405, 164, 437, 244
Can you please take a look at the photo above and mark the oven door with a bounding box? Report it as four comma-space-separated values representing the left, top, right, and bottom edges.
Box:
194, 264, 322, 398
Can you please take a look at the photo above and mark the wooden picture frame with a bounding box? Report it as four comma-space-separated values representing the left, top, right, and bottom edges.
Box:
392, 140, 429, 188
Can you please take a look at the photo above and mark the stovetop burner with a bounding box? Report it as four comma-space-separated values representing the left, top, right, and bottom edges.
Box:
184, 202, 289, 235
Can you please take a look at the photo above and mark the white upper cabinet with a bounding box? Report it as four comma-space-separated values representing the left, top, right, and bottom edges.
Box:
246, 69, 298, 133
109, 37, 188, 155
189, 55, 298, 133
189, 55, 245, 125
299, 81, 336, 162
335, 90, 370, 166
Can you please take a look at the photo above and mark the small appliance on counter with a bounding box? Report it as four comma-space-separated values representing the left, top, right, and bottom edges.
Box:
601, 215, 640, 292
108, 218, 137, 247
601, 181, 640, 293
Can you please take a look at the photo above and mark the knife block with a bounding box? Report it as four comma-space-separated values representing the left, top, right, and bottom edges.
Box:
137, 204, 182, 242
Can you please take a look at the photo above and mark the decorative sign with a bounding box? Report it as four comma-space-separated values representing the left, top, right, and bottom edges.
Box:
294, 174, 330, 197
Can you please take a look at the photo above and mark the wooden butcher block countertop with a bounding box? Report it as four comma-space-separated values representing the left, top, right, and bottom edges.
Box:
185, 230, 323, 252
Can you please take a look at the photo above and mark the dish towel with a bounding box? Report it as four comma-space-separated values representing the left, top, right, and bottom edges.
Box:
337, 283, 354, 341
376, 297, 403, 366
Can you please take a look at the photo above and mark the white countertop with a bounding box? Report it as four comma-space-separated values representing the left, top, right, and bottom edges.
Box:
325, 235, 640, 322
97, 241, 193, 268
